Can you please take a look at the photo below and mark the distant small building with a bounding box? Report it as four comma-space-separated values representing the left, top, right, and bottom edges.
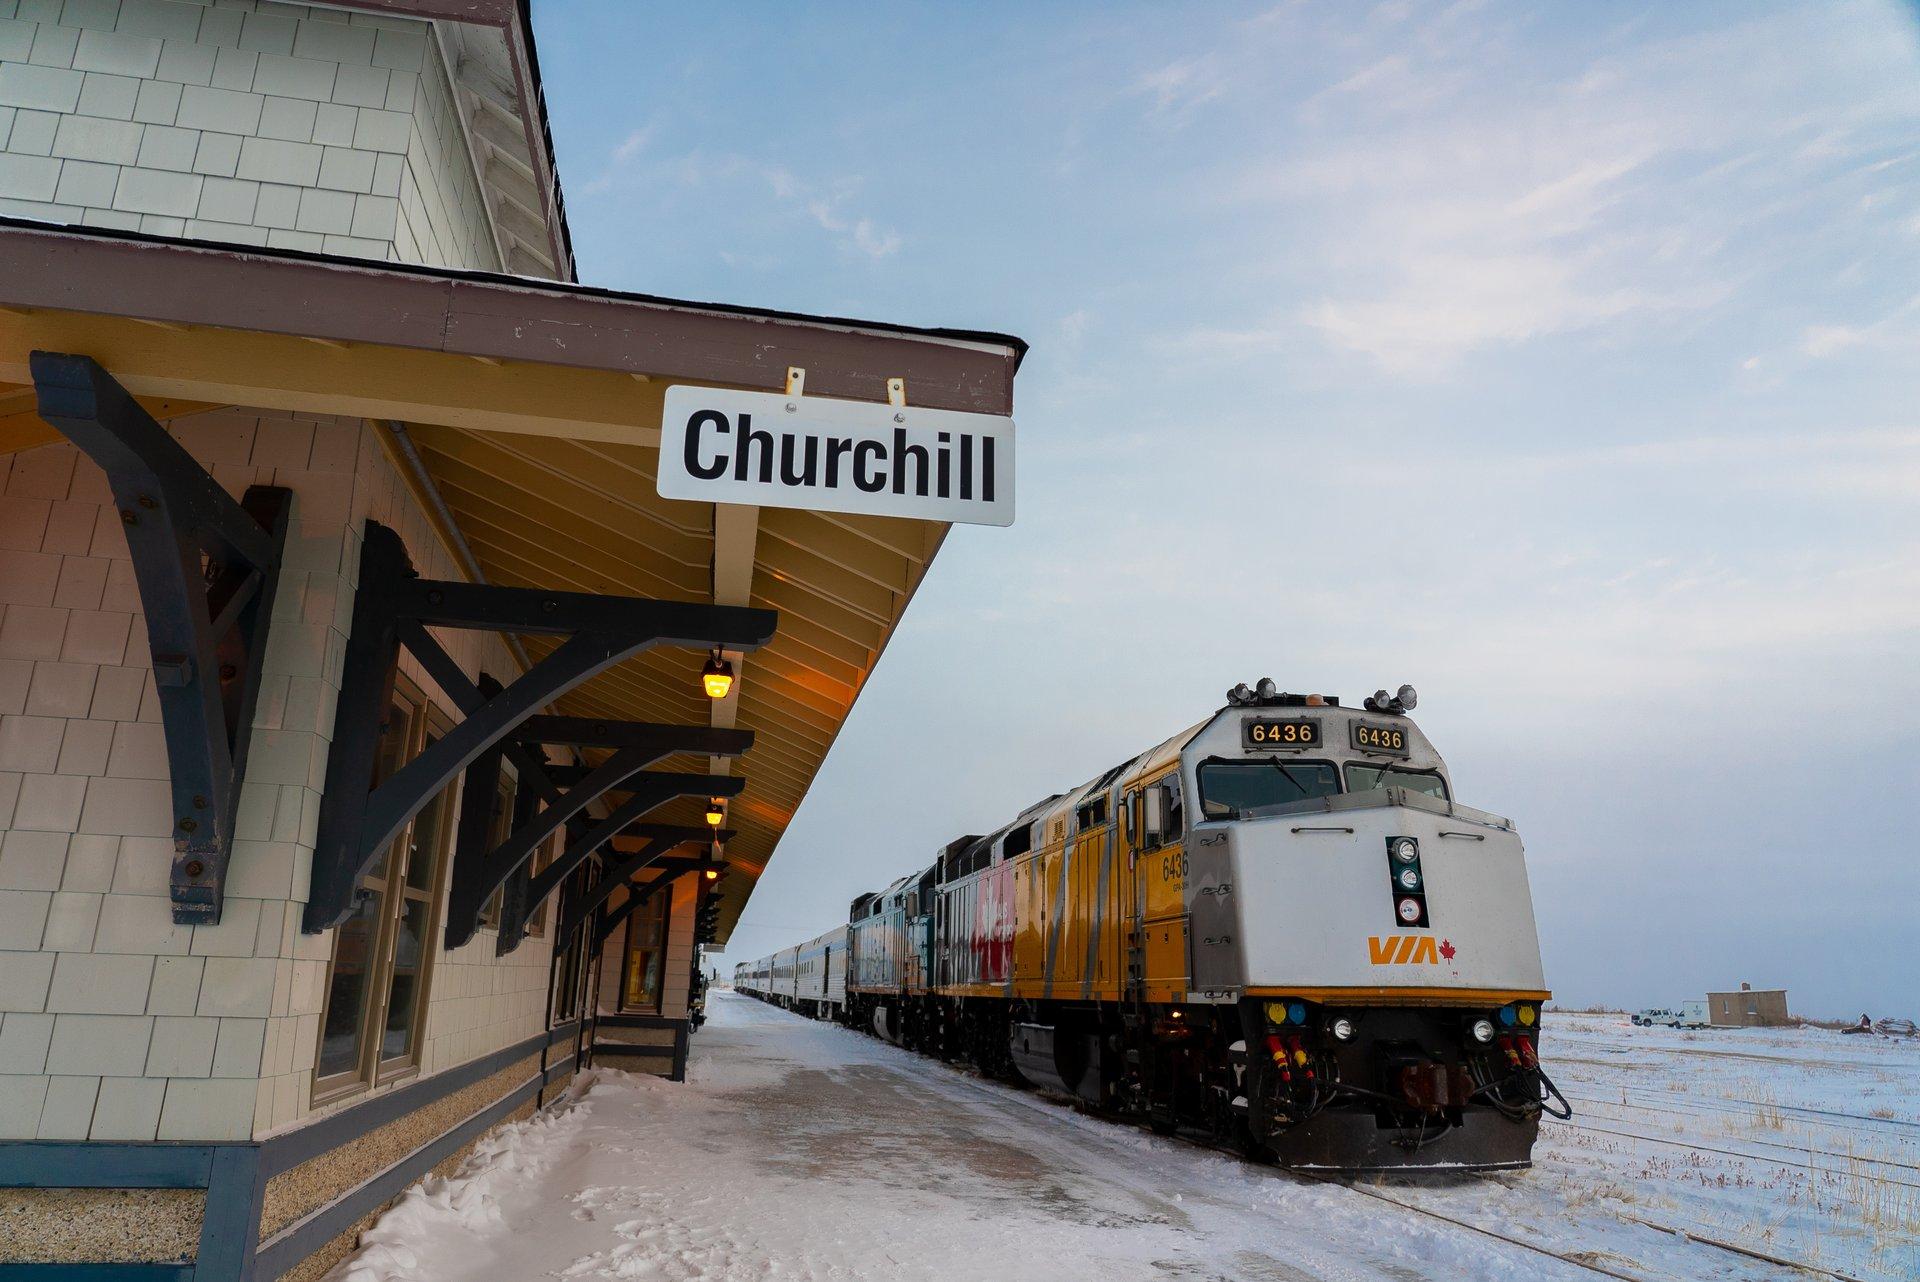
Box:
1708, 982, 1791, 1027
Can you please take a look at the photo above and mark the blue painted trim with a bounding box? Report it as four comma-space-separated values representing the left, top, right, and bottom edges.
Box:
195, 1147, 265, 1282
251, 1072, 542, 1280
0, 1145, 215, 1189
256, 1027, 549, 1178
0, 1266, 194, 1280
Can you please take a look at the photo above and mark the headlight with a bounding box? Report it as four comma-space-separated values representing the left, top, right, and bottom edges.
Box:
1396, 897, 1423, 924
1471, 1018, 1495, 1043
1397, 866, 1421, 891
1391, 837, 1419, 864
1330, 1017, 1355, 1041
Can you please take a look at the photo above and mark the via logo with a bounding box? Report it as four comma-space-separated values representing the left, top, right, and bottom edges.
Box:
1368, 936, 1457, 965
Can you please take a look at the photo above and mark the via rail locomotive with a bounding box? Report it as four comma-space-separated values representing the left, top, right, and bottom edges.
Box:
737, 683, 1568, 1170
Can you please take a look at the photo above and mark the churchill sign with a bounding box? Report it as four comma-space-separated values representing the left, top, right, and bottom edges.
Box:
658, 386, 1015, 527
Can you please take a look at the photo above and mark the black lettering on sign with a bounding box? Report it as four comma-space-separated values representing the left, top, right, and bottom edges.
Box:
854, 440, 886, 493
684, 410, 730, 480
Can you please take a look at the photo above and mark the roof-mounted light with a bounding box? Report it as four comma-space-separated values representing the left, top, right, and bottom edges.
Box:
1364, 683, 1419, 715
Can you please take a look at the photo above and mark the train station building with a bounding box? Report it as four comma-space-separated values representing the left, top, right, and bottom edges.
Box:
0, 1, 1022, 1277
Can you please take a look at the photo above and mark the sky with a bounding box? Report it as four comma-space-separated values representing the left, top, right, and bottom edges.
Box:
531, 1, 1920, 1017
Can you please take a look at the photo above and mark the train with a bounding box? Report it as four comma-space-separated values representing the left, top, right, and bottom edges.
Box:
735, 682, 1567, 1171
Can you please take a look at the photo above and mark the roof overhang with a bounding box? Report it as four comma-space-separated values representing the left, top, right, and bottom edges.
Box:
0, 222, 1025, 944
317, 0, 576, 279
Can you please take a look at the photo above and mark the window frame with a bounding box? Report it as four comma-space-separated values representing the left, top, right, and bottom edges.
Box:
524, 828, 557, 939
1197, 756, 1343, 819
1342, 763, 1450, 801
618, 885, 672, 1014
312, 678, 457, 1103
476, 772, 516, 931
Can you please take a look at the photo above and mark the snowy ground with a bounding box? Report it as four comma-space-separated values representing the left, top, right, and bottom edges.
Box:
329, 994, 1920, 1282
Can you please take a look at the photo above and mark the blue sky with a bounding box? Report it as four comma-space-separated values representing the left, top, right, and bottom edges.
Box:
533, 2, 1920, 1017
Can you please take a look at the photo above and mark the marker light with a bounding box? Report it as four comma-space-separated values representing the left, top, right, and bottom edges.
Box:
1498, 1005, 1518, 1027
1397, 867, 1421, 891
701, 654, 735, 699
1397, 897, 1423, 924
1471, 1019, 1495, 1043
1304, 694, 1327, 707
1330, 1017, 1355, 1042
1264, 1001, 1289, 1025
1517, 1005, 1537, 1027
1288, 1002, 1306, 1025
1390, 838, 1419, 865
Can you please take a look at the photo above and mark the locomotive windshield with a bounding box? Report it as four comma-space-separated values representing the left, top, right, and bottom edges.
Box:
1199, 759, 1340, 818
1345, 763, 1448, 799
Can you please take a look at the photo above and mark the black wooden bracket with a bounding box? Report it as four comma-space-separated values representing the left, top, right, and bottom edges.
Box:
30, 352, 291, 926
560, 828, 724, 942
486, 768, 747, 956
444, 740, 648, 955
592, 856, 723, 949
304, 519, 775, 932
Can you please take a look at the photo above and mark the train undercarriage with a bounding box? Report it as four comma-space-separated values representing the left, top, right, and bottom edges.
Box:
837, 991, 1564, 1171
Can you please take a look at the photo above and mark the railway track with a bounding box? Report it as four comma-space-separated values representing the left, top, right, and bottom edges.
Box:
937, 1052, 1869, 1282
1304, 1172, 1874, 1282
1556, 1083, 1920, 1137
1547, 1115, 1920, 1191
1555, 1096, 1920, 1175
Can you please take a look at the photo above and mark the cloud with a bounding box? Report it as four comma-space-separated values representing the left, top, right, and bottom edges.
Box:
1801, 294, 1920, 358
1176, 3, 1920, 375
579, 124, 657, 195
1131, 56, 1223, 125
803, 196, 902, 260
581, 141, 903, 262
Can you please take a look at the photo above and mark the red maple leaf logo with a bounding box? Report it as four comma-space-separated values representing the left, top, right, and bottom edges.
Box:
1439, 939, 1456, 962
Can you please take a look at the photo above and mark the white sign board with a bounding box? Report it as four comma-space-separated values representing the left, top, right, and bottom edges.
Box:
657, 386, 1015, 527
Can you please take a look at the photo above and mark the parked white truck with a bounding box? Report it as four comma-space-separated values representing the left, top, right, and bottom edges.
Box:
1633, 1001, 1708, 1029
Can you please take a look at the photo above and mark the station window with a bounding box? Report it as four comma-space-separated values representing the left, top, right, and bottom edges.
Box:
477, 776, 515, 930
315, 677, 455, 1097
525, 829, 557, 938
621, 890, 670, 1013
1344, 764, 1448, 800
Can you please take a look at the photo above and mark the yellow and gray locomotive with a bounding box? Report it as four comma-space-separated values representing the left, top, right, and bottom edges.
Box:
738, 682, 1565, 1170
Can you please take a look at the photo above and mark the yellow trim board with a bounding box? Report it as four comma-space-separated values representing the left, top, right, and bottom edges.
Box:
0, 308, 753, 449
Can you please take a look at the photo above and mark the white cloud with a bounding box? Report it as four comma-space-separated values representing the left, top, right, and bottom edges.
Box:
804, 197, 902, 260
1180, 3, 1920, 375
580, 123, 657, 195
1801, 294, 1920, 358
1131, 57, 1223, 125
583, 144, 903, 262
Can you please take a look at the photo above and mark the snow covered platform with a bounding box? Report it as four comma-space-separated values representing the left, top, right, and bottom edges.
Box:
331, 994, 1920, 1282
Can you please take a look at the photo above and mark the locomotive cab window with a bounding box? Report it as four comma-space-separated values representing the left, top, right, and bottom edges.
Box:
1345, 764, 1449, 800
1141, 776, 1184, 847
1199, 759, 1341, 818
